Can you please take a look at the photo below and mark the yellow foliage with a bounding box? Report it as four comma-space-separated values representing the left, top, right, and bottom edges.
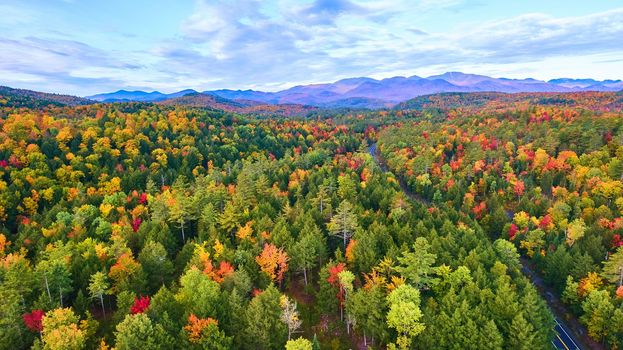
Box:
99, 203, 114, 218
0, 234, 10, 257
236, 221, 254, 240
213, 239, 224, 259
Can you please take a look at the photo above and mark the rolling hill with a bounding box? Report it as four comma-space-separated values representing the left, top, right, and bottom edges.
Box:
0, 86, 93, 108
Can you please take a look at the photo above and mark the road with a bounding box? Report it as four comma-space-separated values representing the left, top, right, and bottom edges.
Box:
552, 318, 581, 349
368, 143, 587, 350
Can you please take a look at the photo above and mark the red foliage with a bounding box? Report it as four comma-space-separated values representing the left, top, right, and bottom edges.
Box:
471, 201, 487, 219
538, 215, 552, 230
9, 155, 22, 168
130, 295, 150, 314
131, 218, 142, 232
138, 193, 148, 204
327, 263, 346, 304
613, 234, 623, 249
509, 223, 519, 240
604, 131, 613, 143
23, 309, 44, 332
0, 160, 7, 168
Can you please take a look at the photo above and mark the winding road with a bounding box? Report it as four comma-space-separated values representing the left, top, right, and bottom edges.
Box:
368, 143, 590, 350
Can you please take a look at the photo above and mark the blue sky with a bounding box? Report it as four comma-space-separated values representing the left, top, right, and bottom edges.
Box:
1, 0, 622, 95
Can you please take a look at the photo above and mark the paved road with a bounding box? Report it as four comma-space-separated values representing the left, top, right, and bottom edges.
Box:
552, 318, 581, 349
368, 143, 586, 350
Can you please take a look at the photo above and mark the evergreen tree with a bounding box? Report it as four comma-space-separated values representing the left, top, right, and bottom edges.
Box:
244, 284, 287, 350
327, 200, 358, 248
395, 237, 437, 289
507, 313, 535, 350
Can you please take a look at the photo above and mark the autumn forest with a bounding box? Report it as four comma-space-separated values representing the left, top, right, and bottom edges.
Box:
1, 88, 623, 350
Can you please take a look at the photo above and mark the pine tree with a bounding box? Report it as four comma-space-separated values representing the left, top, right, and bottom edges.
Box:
244, 285, 287, 350
114, 313, 158, 350
394, 237, 437, 289
602, 246, 623, 286
507, 313, 535, 350
327, 200, 358, 248
520, 284, 554, 348
480, 319, 503, 350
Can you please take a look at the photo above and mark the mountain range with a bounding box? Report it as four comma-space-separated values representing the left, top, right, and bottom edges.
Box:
87, 72, 623, 109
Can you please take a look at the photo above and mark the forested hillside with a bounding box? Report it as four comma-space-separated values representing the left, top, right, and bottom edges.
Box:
0, 92, 621, 349
378, 99, 623, 348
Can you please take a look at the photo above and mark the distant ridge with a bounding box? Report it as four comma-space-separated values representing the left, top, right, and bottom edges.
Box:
88, 72, 623, 109
0, 85, 93, 107
87, 89, 198, 103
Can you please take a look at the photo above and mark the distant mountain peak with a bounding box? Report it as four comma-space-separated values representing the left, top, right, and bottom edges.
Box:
88, 72, 622, 108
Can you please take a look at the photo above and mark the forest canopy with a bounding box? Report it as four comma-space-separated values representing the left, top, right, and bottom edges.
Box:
1, 91, 622, 349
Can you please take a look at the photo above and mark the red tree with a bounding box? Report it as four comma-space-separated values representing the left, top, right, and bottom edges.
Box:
130, 295, 150, 314
23, 309, 45, 332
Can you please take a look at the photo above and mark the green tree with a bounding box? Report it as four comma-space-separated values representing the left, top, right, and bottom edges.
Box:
386, 284, 425, 350
395, 237, 437, 289
347, 284, 388, 347
88, 271, 109, 316
36, 256, 72, 308
602, 246, 623, 286
289, 224, 323, 285
581, 289, 614, 342
169, 177, 194, 241
507, 313, 535, 350
285, 337, 313, 350
493, 239, 520, 270
139, 241, 174, 293
114, 313, 158, 350
327, 200, 358, 248
176, 268, 221, 319
244, 284, 287, 350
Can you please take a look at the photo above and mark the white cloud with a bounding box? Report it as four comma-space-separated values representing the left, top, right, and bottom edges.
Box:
1, 0, 622, 95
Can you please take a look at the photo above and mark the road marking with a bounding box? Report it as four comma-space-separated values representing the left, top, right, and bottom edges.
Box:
556, 333, 570, 350
555, 319, 580, 350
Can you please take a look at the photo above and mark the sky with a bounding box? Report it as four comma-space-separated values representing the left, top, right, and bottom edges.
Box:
1, 0, 623, 96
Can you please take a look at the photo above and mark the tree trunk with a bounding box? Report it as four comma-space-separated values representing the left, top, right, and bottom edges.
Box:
100, 294, 106, 317
303, 268, 308, 285
180, 221, 185, 241
59, 286, 63, 307
44, 274, 52, 302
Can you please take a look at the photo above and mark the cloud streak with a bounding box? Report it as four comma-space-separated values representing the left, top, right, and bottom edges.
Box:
0, 0, 621, 95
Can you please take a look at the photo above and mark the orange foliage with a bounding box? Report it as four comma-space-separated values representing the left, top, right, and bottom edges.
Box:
255, 243, 289, 285
184, 314, 218, 343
